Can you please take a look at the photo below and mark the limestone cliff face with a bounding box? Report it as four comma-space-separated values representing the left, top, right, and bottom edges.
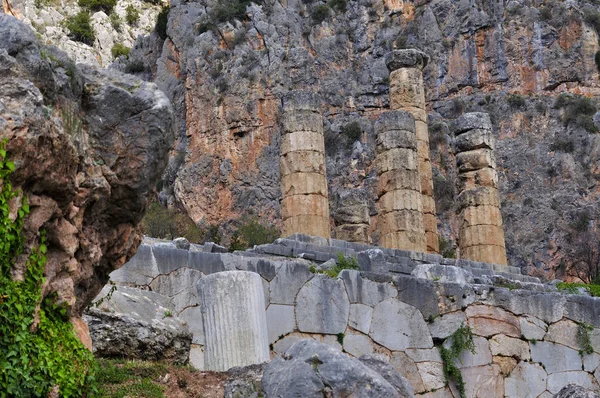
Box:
0, 14, 174, 315
146, 0, 600, 277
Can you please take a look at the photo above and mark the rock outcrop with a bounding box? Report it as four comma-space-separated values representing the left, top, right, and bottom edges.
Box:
85, 285, 192, 364
262, 340, 415, 398
454, 113, 508, 266
0, 14, 173, 318
554, 384, 600, 398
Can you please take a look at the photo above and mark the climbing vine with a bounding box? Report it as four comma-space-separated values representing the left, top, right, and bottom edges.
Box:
438, 324, 476, 398
0, 142, 97, 397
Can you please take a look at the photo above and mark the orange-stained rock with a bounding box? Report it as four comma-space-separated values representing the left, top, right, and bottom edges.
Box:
466, 305, 521, 338
71, 317, 93, 351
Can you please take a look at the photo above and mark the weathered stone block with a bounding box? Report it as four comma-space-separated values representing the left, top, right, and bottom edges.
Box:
530, 341, 582, 374
374, 110, 416, 134
334, 204, 370, 225
504, 362, 547, 398
490, 334, 530, 359
457, 188, 501, 212
519, 315, 548, 341
447, 336, 492, 368
343, 333, 375, 358
281, 194, 329, 220
375, 147, 419, 174
428, 311, 467, 340
335, 224, 371, 244
280, 130, 325, 154
370, 298, 433, 351
376, 129, 417, 153
389, 73, 426, 109
458, 364, 504, 398
461, 244, 508, 265
349, 303, 373, 334
466, 304, 521, 338
341, 270, 397, 307
378, 190, 423, 213
454, 112, 493, 135
416, 361, 446, 391
378, 209, 424, 235
266, 304, 295, 344
377, 169, 421, 197
453, 128, 495, 152
456, 167, 499, 191
281, 172, 328, 197
281, 90, 321, 112
380, 231, 427, 252
282, 215, 330, 239
456, 148, 496, 172
545, 319, 583, 351
296, 275, 350, 334
459, 224, 506, 247
280, 151, 326, 176
280, 111, 323, 134
385, 49, 429, 71
547, 371, 599, 394
269, 262, 312, 305
460, 205, 503, 228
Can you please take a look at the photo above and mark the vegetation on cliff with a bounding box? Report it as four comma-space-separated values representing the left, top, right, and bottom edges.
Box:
0, 145, 96, 397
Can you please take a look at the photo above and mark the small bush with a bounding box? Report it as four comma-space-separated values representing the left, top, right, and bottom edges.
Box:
341, 121, 362, 146
328, 0, 346, 12
212, 0, 256, 23
111, 43, 130, 59
539, 6, 552, 21
450, 97, 465, 117
64, 12, 96, 46
109, 12, 121, 32
428, 121, 447, 148
228, 216, 279, 252
550, 137, 574, 153
155, 6, 170, 40
126, 5, 140, 26
142, 202, 204, 243
78, 0, 117, 14
433, 174, 454, 213
312, 4, 330, 23
439, 236, 456, 259
556, 282, 600, 297
584, 9, 600, 34
125, 59, 145, 74
571, 210, 591, 232
554, 94, 598, 133
394, 34, 407, 49
507, 93, 526, 109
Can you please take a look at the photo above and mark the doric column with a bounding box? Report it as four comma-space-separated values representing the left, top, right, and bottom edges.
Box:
453, 113, 508, 266
333, 188, 371, 244
375, 111, 426, 251
385, 49, 439, 254
197, 271, 269, 371
279, 91, 331, 238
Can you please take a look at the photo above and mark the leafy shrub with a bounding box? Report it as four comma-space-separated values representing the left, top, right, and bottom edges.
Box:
155, 6, 170, 40
507, 93, 526, 109
549, 137, 574, 153
450, 97, 465, 117
556, 282, 600, 297
78, 0, 117, 14
125, 59, 145, 74
433, 174, 454, 213
64, 12, 96, 45
0, 143, 96, 396
228, 216, 280, 251
142, 202, 204, 243
428, 121, 447, 148
212, 0, 257, 23
111, 43, 130, 59
109, 12, 121, 32
312, 4, 331, 23
539, 6, 552, 21
439, 236, 456, 259
439, 325, 476, 398
578, 322, 594, 355
341, 121, 362, 146
325, 253, 359, 277
126, 5, 140, 25
554, 94, 598, 133
328, 0, 346, 12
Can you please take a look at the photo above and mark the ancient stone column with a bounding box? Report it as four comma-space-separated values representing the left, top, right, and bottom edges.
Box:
279, 91, 330, 238
386, 49, 439, 254
333, 189, 371, 244
197, 271, 269, 371
453, 112, 508, 266
375, 111, 426, 251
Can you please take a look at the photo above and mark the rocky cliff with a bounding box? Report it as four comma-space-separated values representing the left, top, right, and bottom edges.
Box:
0, 14, 173, 317
141, 0, 600, 279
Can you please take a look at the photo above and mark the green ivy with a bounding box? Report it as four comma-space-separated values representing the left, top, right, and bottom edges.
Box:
438, 324, 476, 398
578, 322, 594, 356
0, 141, 96, 397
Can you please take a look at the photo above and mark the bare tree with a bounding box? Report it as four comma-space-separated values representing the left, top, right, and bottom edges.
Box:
569, 232, 600, 284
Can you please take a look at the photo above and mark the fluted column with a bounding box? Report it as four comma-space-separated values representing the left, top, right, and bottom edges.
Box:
197, 271, 269, 371
279, 91, 331, 238
453, 113, 508, 266
386, 49, 439, 254
375, 111, 426, 251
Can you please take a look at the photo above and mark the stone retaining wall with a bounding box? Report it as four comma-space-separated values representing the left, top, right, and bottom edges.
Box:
108, 236, 600, 397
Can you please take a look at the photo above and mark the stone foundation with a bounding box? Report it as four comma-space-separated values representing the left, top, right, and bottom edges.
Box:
386, 49, 439, 254
107, 236, 600, 397
279, 91, 330, 238
375, 111, 426, 251
454, 113, 508, 266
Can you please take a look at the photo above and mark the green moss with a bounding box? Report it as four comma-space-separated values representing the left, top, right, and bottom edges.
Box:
64, 12, 96, 46
556, 282, 600, 297
0, 141, 96, 396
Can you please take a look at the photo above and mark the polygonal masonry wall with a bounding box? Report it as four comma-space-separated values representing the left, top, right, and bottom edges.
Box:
279, 90, 331, 239
104, 238, 600, 397
453, 112, 508, 266
386, 49, 439, 254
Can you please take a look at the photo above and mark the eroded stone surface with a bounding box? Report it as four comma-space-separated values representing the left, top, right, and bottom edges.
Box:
341, 270, 397, 307
547, 372, 599, 394
370, 298, 433, 351
504, 362, 547, 398
296, 275, 350, 334
428, 311, 467, 340
466, 305, 521, 338
266, 304, 295, 344
519, 315, 548, 341
349, 303, 373, 334
489, 334, 530, 360
530, 341, 582, 374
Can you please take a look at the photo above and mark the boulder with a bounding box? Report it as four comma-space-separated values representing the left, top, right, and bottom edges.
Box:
553, 384, 599, 398
85, 286, 191, 365
262, 340, 415, 397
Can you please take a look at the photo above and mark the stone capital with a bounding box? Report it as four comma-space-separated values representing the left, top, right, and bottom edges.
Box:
385, 49, 429, 72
